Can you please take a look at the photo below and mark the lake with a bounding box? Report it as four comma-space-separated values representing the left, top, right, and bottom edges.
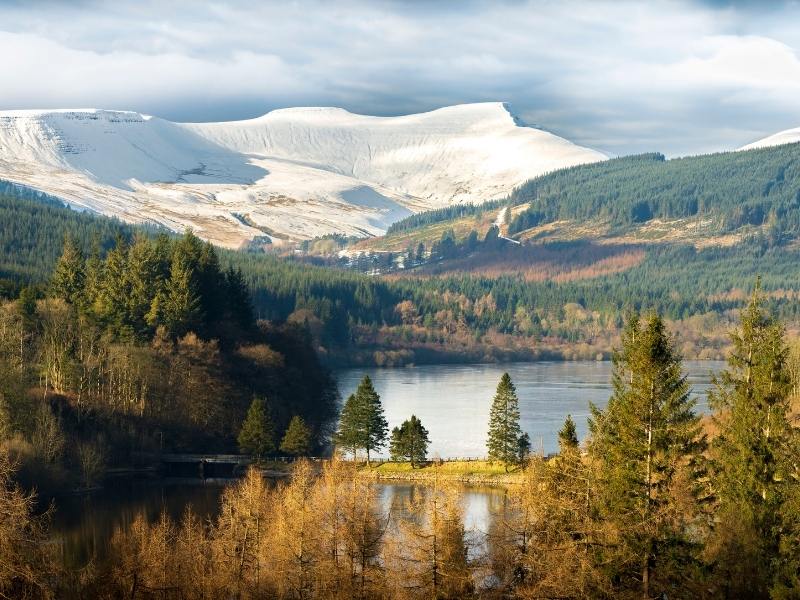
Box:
50, 359, 726, 568
336, 360, 725, 457
51, 478, 507, 567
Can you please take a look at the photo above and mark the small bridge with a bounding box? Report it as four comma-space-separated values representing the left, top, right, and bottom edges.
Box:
159, 454, 254, 478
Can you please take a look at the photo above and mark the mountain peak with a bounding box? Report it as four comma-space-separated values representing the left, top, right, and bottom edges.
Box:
0, 103, 605, 247
739, 126, 800, 151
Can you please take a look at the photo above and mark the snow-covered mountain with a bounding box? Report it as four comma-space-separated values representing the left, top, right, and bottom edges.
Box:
0, 103, 605, 247
739, 126, 800, 151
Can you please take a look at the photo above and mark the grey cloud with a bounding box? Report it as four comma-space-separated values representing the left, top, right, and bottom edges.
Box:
1, 0, 800, 155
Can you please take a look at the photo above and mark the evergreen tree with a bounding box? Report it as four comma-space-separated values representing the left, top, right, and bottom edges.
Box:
389, 415, 430, 467
95, 235, 131, 334
279, 415, 312, 457
17, 287, 37, 324
558, 414, 579, 452
237, 397, 276, 458
125, 235, 163, 337
355, 376, 388, 465
82, 236, 104, 315
334, 377, 388, 465
516, 432, 531, 463
224, 266, 254, 328
708, 283, 800, 597
487, 373, 523, 469
51, 235, 85, 305
588, 313, 703, 598
334, 393, 362, 458
162, 251, 203, 337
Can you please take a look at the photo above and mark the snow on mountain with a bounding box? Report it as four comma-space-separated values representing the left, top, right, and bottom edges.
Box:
0, 103, 605, 247
739, 126, 800, 151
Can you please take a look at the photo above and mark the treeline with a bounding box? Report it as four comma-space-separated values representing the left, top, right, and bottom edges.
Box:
0, 190, 138, 291
52, 231, 254, 342
385, 200, 502, 234
5, 188, 800, 366
508, 145, 800, 236
0, 233, 337, 493
4, 288, 800, 598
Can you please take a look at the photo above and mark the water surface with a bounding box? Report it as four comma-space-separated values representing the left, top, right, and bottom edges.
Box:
336, 360, 724, 457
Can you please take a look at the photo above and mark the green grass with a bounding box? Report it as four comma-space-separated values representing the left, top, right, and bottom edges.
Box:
356, 459, 525, 483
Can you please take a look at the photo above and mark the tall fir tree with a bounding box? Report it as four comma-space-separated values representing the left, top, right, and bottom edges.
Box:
51, 235, 85, 305
279, 415, 312, 457
161, 251, 203, 337
558, 414, 579, 452
588, 313, 704, 598
389, 415, 431, 467
124, 235, 164, 337
708, 283, 800, 598
95, 234, 131, 334
82, 236, 104, 317
487, 372, 523, 469
335, 393, 362, 458
355, 376, 388, 465
334, 376, 388, 465
237, 397, 276, 458
224, 266, 254, 328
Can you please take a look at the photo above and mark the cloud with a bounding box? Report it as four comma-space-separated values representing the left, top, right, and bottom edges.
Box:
0, 0, 799, 155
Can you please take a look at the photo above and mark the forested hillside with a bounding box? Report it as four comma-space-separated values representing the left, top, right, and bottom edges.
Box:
381, 142, 800, 240
508, 145, 800, 236
4, 160, 800, 369
0, 228, 337, 495
0, 182, 139, 289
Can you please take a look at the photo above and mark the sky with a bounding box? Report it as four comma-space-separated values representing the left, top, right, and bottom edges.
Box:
1, 0, 800, 156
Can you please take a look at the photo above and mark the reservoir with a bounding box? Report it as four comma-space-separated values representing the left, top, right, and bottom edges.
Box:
336, 360, 724, 457
50, 360, 725, 567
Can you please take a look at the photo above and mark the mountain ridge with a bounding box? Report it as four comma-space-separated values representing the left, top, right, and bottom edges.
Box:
0, 103, 605, 247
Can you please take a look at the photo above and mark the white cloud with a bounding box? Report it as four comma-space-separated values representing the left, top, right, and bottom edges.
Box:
0, 0, 799, 155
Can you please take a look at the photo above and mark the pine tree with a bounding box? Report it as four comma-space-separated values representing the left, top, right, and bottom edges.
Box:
237, 397, 276, 458
280, 415, 312, 457
516, 432, 531, 463
162, 251, 203, 337
82, 236, 104, 316
389, 415, 430, 467
224, 266, 254, 328
487, 372, 523, 469
355, 376, 388, 465
334, 377, 388, 465
51, 235, 85, 305
125, 235, 163, 337
708, 283, 800, 597
588, 313, 703, 598
95, 235, 131, 334
558, 414, 579, 452
335, 394, 362, 459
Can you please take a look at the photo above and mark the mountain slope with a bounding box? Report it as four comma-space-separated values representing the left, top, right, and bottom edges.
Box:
740, 126, 800, 150
0, 103, 605, 247
352, 143, 800, 271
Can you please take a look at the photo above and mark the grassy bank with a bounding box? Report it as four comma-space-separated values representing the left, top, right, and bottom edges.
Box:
356, 460, 525, 485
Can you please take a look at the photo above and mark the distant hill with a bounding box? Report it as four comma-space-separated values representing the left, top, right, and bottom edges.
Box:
362, 142, 800, 258
0, 103, 604, 247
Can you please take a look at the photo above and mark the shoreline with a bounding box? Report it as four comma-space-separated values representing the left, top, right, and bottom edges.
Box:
355, 460, 526, 485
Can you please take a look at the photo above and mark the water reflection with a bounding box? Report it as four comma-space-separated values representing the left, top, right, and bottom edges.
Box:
336, 360, 724, 456
51, 478, 225, 568
51, 478, 509, 568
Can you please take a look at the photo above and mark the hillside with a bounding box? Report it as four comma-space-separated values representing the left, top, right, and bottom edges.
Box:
740, 126, 800, 150
355, 143, 800, 262
5, 185, 800, 369
0, 104, 604, 247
